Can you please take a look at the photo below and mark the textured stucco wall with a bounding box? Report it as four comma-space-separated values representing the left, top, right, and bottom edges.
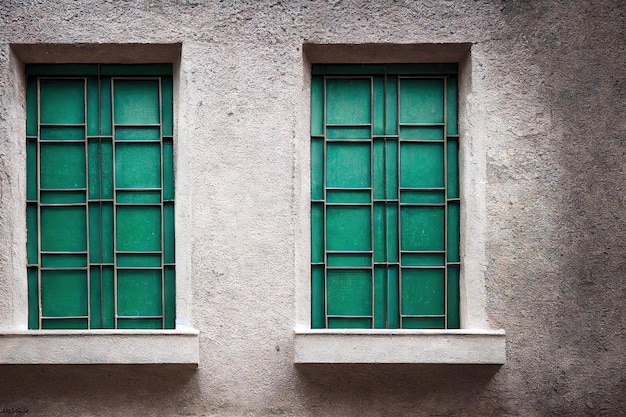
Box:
0, 1, 624, 416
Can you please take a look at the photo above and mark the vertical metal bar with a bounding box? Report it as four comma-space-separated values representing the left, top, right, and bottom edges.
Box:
36, 77, 42, 329
369, 76, 374, 328
98, 65, 104, 329
322, 76, 328, 328
111, 78, 118, 329
396, 76, 402, 328
159, 77, 165, 329
443, 77, 449, 329
84, 78, 91, 329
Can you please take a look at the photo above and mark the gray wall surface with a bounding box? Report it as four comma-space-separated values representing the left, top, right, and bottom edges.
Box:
0, 0, 625, 416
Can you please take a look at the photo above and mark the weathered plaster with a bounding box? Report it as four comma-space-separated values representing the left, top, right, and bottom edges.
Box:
0, 0, 624, 415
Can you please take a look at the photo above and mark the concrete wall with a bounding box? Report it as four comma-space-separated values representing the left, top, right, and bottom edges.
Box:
0, 0, 624, 415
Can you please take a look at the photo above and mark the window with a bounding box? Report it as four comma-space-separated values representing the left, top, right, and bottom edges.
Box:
26, 64, 175, 330
310, 64, 460, 330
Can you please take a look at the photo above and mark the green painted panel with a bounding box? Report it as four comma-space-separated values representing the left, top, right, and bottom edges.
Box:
310, 76, 324, 136
386, 265, 400, 328
164, 202, 175, 264
310, 138, 324, 201
161, 77, 173, 136
40, 79, 85, 125
116, 190, 161, 204
400, 190, 444, 204
87, 79, 99, 137
116, 206, 161, 252
88, 140, 100, 200
164, 266, 176, 329
40, 190, 85, 204
27, 64, 98, 76
41, 254, 87, 268
41, 206, 87, 252
113, 80, 160, 125
399, 126, 444, 141
400, 142, 444, 188
373, 202, 385, 263
373, 76, 385, 136
41, 270, 88, 317
101, 202, 114, 263
447, 265, 460, 329
163, 138, 174, 200
327, 254, 371, 267
385, 139, 398, 200
326, 127, 371, 140
326, 190, 370, 204
88, 203, 101, 264
312, 64, 384, 75
101, 266, 115, 328
447, 139, 459, 199
311, 203, 324, 264
327, 269, 371, 316
100, 78, 112, 136
399, 78, 444, 124
117, 269, 162, 316
326, 206, 371, 251
27, 268, 39, 329
115, 126, 161, 141
373, 139, 385, 200
446, 77, 458, 136
326, 78, 371, 125
373, 266, 386, 328
42, 318, 88, 330
101, 64, 172, 76
385, 76, 398, 136
40, 126, 85, 141
26, 204, 38, 264
26, 79, 38, 136
401, 206, 445, 251
387, 63, 458, 75
311, 265, 325, 329
328, 317, 371, 329
117, 318, 162, 329
40, 143, 86, 189
448, 202, 460, 263
326, 142, 370, 188
90, 266, 102, 329
402, 317, 445, 329
117, 253, 162, 268
386, 203, 399, 262
401, 253, 445, 266
101, 140, 113, 199
115, 143, 161, 189
26, 139, 37, 200
401, 268, 445, 316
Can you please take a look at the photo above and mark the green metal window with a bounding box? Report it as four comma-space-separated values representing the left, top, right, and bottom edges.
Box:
311, 64, 460, 329
26, 64, 175, 330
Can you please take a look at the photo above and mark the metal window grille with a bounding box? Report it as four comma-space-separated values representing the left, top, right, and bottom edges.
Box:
310, 64, 460, 329
26, 64, 175, 329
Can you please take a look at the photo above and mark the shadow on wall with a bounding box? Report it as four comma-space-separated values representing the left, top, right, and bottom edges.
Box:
296, 364, 503, 414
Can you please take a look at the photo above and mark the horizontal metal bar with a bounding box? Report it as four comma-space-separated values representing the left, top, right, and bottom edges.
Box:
400, 314, 446, 318
116, 187, 162, 191
401, 250, 445, 254
447, 198, 461, 202
324, 203, 372, 207
400, 265, 446, 269
41, 316, 89, 319
115, 203, 162, 207
325, 266, 373, 270
326, 187, 372, 191
39, 203, 87, 207
327, 315, 374, 318
114, 124, 162, 127
324, 139, 372, 143
39, 140, 86, 143
325, 123, 372, 127
447, 134, 460, 139
86, 135, 113, 139
40, 123, 86, 127
400, 187, 445, 191
116, 251, 163, 254
112, 140, 162, 143
40, 267, 88, 271
116, 315, 164, 319
41, 251, 88, 254
399, 203, 446, 207
398, 139, 445, 143
41, 188, 87, 192
447, 262, 461, 266
399, 123, 445, 127
116, 267, 163, 270
326, 250, 373, 254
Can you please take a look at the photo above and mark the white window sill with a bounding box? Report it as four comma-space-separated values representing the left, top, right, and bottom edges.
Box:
0, 325, 199, 365
294, 327, 506, 364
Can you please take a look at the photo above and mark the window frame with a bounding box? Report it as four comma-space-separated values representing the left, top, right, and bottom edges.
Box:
294, 44, 506, 365
0, 44, 198, 365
